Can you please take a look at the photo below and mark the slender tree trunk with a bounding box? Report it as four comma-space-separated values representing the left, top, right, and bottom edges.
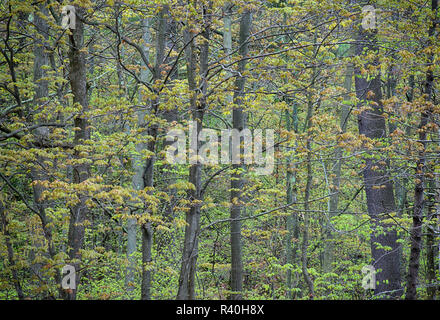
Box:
301, 93, 316, 299
223, 2, 233, 103
394, 75, 415, 279
426, 178, 437, 299
177, 24, 199, 300
65, 4, 90, 300
285, 99, 299, 299
229, 9, 252, 301
140, 7, 168, 300
406, 0, 437, 300
126, 16, 152, 297
141, 116, 157, 301
323, 44, 353, 273
435, 162, 440, 298
406, 92, 429, 300
177, 4, 211, 299
281, 11, 300, 299
161, 18, 179, 221
354, 6, 401, 298
0, 201, 24, 299
30, 2, 59, 298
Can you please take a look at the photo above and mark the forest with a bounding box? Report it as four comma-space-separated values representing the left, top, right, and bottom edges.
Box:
0, 0, 439, 301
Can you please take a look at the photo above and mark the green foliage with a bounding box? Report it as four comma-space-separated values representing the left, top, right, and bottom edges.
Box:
0, 0, 439, 300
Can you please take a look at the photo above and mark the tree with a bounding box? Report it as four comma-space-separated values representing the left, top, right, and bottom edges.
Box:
65, 4, 90, 300
229, 8, 252, 301
406, 0, 438, 300
354, 1, 401, 298
177, 2, 212, 300
1, 0, 439, 302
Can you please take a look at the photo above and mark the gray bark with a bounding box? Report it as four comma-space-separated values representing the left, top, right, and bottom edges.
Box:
301, 92, 316, 299
406, 0, 437, 300
126, 17, 152, 297
177, 4, 211, 299
0, 201, 24, 299
354, 10, 401, 298
140, 7, 168, 300
223, 2, 233, 104
30, 2, 57, 298
285, 100, 299, 299
323, 44, 353, 273
65, 5, 90, 300
426, 178, 437, 299
229, 9, 252, 300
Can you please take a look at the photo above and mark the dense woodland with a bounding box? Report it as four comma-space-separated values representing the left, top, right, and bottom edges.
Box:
0, 0, 439, 300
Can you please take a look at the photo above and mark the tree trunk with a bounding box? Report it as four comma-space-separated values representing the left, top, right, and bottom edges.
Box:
65, 4, 90, 300
354, 7, 401, 298
0, 201, 24, 299
435, 162, 440, 298
406, 89, 429, 300
285, 99, 299, 299
426, 178, 437, 299
223, 2, 233, 104
126, 16, 151, 297
406, 0, 437, 300
177, 4, 211, 299
229, 9, 252, 301
301, 93, 315, 299
30, 1, 59, 298
323, 44, 353, 273
140, 6, 168, 300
